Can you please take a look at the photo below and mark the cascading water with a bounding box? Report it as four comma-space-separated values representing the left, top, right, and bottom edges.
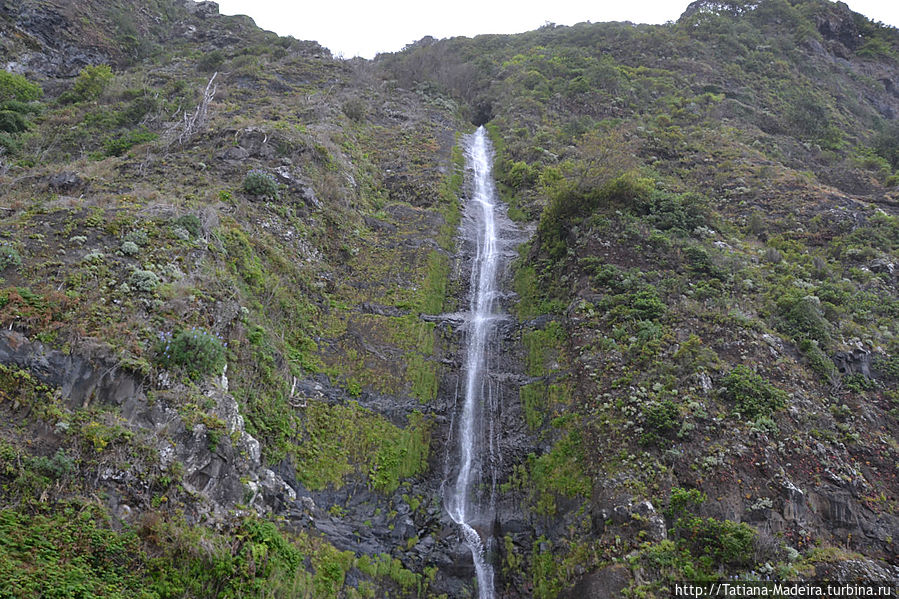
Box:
446, 125, 508, 599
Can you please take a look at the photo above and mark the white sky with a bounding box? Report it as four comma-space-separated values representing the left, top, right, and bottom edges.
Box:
213, 0, 899, 59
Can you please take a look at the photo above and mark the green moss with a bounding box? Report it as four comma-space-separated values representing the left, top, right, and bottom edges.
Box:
406, 353, 438, 403
528, 430, 590, 515
522, 320, 565, 377
295, 401, 430, 493
418, 250, 450, 314
512, 248, 568, 321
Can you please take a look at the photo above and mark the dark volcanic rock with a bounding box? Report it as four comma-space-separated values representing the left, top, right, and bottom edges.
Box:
814, 1, 860, 50
0, 330, 293, 522
561, 563, 632, 599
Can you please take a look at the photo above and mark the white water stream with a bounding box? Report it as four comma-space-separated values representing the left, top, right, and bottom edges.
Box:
446, 126, 504, 599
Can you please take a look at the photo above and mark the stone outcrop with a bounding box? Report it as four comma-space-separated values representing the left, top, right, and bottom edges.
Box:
0, 329, 292, 521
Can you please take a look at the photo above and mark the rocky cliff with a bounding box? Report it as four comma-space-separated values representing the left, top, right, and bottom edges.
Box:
0, 0, 898, 597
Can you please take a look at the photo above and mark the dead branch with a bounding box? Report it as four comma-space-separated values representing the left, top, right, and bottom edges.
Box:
166, 72, 217, 147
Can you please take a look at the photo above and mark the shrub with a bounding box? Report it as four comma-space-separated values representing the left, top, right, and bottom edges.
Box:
0, 110, 29, 134
154, 328, 226, 379
538, 171, 653, 260
843, 373, 876, 393
0, 71, 42, 103
128, 269, 159, 292
799, 338, 836, 381
174, 214, 202, 238
665, 487, 756, 567
873, 121, 899, 170
763, 247, 783, 264
0, 245, 22, 271
641, 399, 679, 446
720, 365, 788, 419
675, 515, 756, 566
341, 98, 366, 122
630, 288, 666, 320
123, 229, 148, 246
198, 50, 225, 73
665, 487, 706, 520
636, 190, 707, 232
777, 294, 831, 346
103, 129, 157, 157
71, 65, 114, 102
120, 241, 140, 256
243, 169, 279, 198
505, 160, 536, 189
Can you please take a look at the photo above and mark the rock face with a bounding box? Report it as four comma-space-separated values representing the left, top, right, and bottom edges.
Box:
814, 1, 860, 50
0, 330, 289, 521
1, 2, 112, 78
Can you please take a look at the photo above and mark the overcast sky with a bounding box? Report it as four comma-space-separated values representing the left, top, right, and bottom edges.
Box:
213, 0, 899, 59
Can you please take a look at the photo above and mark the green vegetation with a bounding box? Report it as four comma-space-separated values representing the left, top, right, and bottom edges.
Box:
720, 365, 788, 419
295, 401, 430, 493
69, 64, 115, 103
0, 245, 22, 271
522, 320, 564, 377
2, 0, 899, 594
665, 487, 756, 568
242, 169, 280, 198
0, 71, 42, 152
154, 328, 226, 380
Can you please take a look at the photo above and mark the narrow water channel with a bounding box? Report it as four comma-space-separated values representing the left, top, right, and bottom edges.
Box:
445, 125, 509, 599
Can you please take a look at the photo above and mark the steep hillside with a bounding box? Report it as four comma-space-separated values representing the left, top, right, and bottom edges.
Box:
0, 0, 898, 597
383, 0, 899, 596
1, 1, 480, 596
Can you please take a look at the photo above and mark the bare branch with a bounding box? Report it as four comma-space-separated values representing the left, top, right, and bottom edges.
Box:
165, 72, 218, 147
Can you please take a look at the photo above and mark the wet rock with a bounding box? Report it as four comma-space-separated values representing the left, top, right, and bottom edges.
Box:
561, 563, 631, 599
0, 330, 290, 522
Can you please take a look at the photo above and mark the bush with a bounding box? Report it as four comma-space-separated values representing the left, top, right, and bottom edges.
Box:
0, 71, 42, 103
128, 269, 159, 292
873, 121, 899, 170
155, 328, 226, 379
799, 338, 836, 381
120, 241, 140, 256
71, 65, 114, 102
198, 50, 225, 73
0, 245, 22, 271
630, 288, 666, 320
538, 171, 653, 260
174, 214, 202, 238
341, 98, 366, 122
641, 399, 679, 446
103, 129, 157, 157
505, 160, 536, 189
0, 110, 29, 134
777, 294, 831, 346
720, 365, 787, 419
243, 169, 279, 198
665, 487, 756, 567
636, 190, 707, 232
123, 229, 148, 246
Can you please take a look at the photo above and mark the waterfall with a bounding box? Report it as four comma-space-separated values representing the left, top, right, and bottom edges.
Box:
446, 125, 507, 599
